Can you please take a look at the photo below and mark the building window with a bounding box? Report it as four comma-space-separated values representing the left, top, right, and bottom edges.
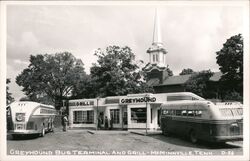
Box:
176, 110, 182, 116
131, 108, 146, 123
156, 54, 159, 62
123, 111, 128, 125
110, 109, 120, 124
153, 55, 155, 62
73, 110, 94, 124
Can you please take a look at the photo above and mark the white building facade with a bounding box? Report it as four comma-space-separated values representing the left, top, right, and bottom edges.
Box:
67, 92, 204, 130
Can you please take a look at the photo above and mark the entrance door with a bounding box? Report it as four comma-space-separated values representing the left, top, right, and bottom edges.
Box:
157, 109, 161, 127
99, 112, 104, 124
123, 111, 128, 125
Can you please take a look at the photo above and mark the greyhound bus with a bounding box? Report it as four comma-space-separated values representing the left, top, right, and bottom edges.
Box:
7, 101, 56, 139
161, 100, 243, 143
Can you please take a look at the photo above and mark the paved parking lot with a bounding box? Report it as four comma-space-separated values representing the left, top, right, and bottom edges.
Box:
7, 128, 243, 156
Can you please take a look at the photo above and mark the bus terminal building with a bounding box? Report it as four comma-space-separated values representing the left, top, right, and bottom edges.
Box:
66, 92, 203, 130
66, 10, 221, 131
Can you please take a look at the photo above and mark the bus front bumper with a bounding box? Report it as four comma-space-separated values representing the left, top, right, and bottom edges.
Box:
210, 135, 243, 142
8, 130, 40, 135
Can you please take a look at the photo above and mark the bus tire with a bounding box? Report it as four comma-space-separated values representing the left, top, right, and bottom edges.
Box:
40, 126, 45, 137
189, 130, 198, 143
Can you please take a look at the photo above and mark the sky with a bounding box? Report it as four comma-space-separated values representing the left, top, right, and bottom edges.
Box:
6, 2, 245, 100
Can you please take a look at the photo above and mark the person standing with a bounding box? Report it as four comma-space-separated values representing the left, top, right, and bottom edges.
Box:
98, 115, 102, 130
110, 116, 113, 130
62, 114, 68, 132
104, 116, 109, 130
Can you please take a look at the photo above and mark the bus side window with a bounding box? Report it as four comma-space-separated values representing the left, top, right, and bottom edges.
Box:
170, 110, 175, 115
181, 110, 187, 116
187, 110, 194, 117
176, 110, 182, 116
195, 110, 202, 117
162, 109, 169, 115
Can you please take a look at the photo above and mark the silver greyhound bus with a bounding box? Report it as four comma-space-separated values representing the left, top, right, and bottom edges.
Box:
7, 101, 56, 139
161, 100, 243, 143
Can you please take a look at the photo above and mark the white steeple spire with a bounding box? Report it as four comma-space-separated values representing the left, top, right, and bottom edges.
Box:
152, 8, 163, 47
146, 8, 167, 69
144, 8, 169, 81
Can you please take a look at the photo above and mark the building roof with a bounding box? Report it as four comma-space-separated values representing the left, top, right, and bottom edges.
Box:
152, 71, 222, 86
162, 74, 191, 85
147, 78, 160, 86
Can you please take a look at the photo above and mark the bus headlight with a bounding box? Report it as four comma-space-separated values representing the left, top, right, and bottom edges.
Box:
16, 113, 25, 122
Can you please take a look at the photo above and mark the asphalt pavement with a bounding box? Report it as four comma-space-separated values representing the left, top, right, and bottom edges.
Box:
7, 128, 243, 156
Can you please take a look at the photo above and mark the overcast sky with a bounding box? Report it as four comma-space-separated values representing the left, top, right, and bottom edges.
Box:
6, 2, 245, 100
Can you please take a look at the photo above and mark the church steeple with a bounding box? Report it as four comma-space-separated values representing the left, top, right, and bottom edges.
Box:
146, 8, 167, 67
143, 8, 170, 84
152, 8, 163, 47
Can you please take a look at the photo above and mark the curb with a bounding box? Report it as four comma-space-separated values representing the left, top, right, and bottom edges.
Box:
129, 131, 163, 136
129, 131, 147, 136
87, 130, 95, 134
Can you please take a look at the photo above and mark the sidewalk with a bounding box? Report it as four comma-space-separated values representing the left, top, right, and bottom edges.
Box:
87, 130, 129, 135
87, 129, 162, 136
129, 129, 162, 136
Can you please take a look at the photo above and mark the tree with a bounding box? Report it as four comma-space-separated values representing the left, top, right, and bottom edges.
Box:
224, 91, 243, 102
90, 45, 154, 97
184, 70, 214, 98
19, 96, 31, 101
179, 68, 194, 75
6, 78, 14, 105
216, 34, 243, 97
16, 52, 87, 109
70, 74, 94, 99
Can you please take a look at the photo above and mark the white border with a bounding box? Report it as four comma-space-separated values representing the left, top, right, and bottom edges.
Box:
0, 1, 249, 161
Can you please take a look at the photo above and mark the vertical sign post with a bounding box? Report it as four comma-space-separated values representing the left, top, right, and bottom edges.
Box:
96, 97, 100, 131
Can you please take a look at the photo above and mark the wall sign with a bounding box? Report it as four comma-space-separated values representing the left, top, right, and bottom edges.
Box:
120, 97, 156, 104
69, 101, 94, 106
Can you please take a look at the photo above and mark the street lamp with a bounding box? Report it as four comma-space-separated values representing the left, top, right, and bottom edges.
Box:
96, 97, 100, 131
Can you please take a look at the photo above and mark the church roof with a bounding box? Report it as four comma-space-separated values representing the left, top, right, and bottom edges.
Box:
152, 71, 222, 86
162, 74, 191, 85
147, 78, 160, 86
143, 63, 168, 72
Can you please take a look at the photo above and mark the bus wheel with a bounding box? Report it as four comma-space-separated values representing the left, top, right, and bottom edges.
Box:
40, 126, 45, 137
189, 130, 198, 143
